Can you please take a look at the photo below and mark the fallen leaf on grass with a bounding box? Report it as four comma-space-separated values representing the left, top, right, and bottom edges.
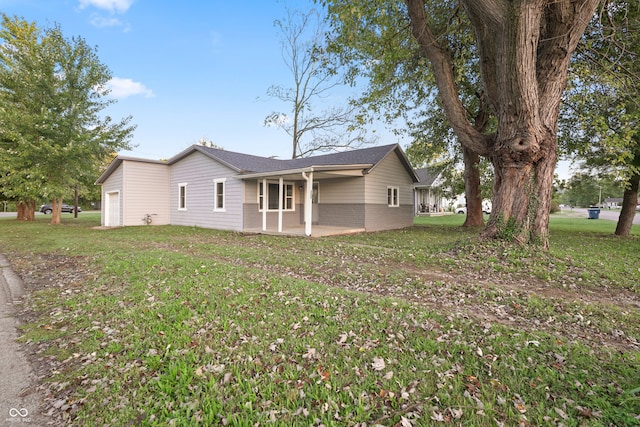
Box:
317, 365, 331, 382
554, 407, 568, 420
302, 347, 317, 359
371, 357, 386, 371
430, 411, 445, 422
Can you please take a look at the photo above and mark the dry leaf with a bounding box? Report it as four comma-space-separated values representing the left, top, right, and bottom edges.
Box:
371, 357, 386, 371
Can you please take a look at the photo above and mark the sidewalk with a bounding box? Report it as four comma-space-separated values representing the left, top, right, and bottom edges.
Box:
0, 253, 45, 426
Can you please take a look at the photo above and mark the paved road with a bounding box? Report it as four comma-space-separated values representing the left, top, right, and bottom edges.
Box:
0, 254, 46, 426
567, 207, 640, 225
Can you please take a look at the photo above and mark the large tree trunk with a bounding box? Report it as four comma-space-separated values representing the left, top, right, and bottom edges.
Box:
615, 173, 639, 236
484, 137, 556, 246
407, 0, 598, 248
51, 197, 62, 225
462, 146, 484, 227
16, 200, 35, 221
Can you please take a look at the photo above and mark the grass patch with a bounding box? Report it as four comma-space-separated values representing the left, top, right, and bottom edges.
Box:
1, 212, 639, 425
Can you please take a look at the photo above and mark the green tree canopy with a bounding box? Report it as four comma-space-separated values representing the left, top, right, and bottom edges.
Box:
0, 14, 135, 223
560, 0, 639, 235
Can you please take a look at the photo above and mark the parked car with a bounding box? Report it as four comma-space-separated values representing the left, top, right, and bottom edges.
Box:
39, 204, 82, 214
456, 205, 491, 215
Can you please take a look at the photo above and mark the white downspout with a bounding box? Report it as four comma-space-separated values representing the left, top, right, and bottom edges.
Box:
302, 170, 313, 236
278, 177, 283, 233
262, 178, 267, 232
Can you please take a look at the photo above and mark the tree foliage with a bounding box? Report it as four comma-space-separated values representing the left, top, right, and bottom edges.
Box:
264, 7, 374, 159
322, 0, 491, 226
0, 15, 135, 223
560, 0, 640, 235
560, 172, 624, 208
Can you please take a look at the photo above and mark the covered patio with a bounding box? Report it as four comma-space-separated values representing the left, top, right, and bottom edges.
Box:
239, 165, 371, 237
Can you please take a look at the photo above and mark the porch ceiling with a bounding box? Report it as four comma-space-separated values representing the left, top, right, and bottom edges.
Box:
236, 165, 371, 181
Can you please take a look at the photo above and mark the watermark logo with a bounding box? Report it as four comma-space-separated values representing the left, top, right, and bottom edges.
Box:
6, 408, 31, 423
9, 408, 28, 418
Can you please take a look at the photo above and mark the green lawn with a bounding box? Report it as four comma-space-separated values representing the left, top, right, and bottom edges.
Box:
1, 213, 638, 426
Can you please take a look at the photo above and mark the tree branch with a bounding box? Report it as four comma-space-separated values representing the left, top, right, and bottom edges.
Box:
405, 0, 490, 156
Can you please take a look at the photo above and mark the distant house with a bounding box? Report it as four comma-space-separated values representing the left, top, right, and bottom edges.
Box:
95, 144, 419, 236
413, 167, 447, 214
603, 198, 622, 209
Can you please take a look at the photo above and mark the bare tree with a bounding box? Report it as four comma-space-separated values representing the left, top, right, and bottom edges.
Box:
265, 7, 373, 159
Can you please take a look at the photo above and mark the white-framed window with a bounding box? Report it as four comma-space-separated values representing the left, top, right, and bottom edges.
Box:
213, 178, 226, 212
387, 186, 399, 207
178, 183, 187, 210
258, 181, 295, 211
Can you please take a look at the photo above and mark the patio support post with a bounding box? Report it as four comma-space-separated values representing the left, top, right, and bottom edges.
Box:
262, 178, 267, 232
278, 177, 283, 233
302, 171, 313, 236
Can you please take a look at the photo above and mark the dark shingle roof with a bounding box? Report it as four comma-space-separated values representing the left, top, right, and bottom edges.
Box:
414, 167, 442, 186
96, 143, 418, 183
173, 144, 415, 178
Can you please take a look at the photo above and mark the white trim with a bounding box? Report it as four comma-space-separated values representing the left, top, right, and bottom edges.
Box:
302, 171, 313, 236
257, 180, 296, 212
262, 178, 267, 231
178, 183, 187, 210
387, 186, 399, 207
213, 178, 226, 212
104, 190, 120, 227
278, 177, 283, 233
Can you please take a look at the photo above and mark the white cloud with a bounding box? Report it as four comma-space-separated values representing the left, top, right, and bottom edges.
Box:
90, 15, 123, 28
107, 77, 154, 99
79, 0, 134, 13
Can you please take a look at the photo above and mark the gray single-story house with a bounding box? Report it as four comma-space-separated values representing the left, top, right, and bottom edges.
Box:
95, 143, 419, 236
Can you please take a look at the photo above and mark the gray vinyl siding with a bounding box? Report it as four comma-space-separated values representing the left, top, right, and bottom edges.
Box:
100, 165, 123, 226
364, 153, 415, 206
364, 204, 414, 231
317, 177, 364, 204
316, 204, 365, 228
122, 161, 170, 226
170, 151, 242, 231
363, 152, 415, 231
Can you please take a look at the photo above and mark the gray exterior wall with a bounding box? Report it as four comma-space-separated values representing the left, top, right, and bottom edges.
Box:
316, 177, 365, 204
169, 151, 243, 231
316, 204, 365, 228
363, 151, 415, 231
122, 161, 170, 226
363, 204, 414, 231
99, 160, 170, 226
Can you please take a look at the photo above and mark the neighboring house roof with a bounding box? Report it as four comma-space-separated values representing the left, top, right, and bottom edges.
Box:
414, 166, 443, 188
97, 144, 419, 183
95, 156, 167, 184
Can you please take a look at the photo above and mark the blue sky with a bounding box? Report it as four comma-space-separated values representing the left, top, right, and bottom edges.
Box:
1, 0, 347, 161
1, 0, 573, 177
